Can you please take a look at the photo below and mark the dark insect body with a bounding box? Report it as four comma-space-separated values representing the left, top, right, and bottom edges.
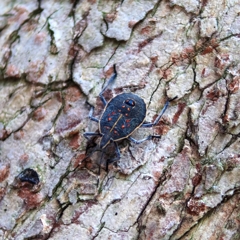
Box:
18, 168, 40, 185
84, 65, 176, 169
99, 92, 146, 149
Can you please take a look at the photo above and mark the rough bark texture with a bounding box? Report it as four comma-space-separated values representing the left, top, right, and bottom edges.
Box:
0, 0, 240, 239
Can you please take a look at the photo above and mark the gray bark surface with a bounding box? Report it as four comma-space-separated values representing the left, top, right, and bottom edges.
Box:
0, 0, 240, 239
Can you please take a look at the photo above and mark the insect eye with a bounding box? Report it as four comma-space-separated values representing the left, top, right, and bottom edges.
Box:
125, 99, 135, 106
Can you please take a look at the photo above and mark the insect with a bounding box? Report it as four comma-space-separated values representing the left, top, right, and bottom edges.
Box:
84, 65, 176, 169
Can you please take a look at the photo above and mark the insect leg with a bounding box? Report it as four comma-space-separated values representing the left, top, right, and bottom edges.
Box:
106, 141, 120, 171
88, 106, 99, 122
84, 132, 102, 139
99, 65, 117, 106
128, 135, 161, 144
141, 96, 177, 128
85, 101, 99, 123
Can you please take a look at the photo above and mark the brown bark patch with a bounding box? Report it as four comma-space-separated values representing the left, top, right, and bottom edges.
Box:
0, 164, 10, 182
173, 102, 186, 124
69, 132, 81, 150
72, 154, 87, 168
34, 32, 47, 45
18, 189, 42, 210
32, 107, 47, 121
140, 26, 153, 35
0, 128, 8, 140
228, 77, 239, 93
64, 86, 82, 102
187, 198, 206, 215
5, 64, 21, 78
13, 130, 25, 140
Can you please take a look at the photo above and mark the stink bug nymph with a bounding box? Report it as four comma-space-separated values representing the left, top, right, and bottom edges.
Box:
84, 65, 176, 169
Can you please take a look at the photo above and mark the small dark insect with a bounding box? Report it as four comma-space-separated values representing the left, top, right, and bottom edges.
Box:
84, 65, 177, 170
18, 168, 40, 185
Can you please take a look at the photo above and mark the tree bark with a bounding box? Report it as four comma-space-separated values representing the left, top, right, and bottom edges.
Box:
0, 0, 240, 239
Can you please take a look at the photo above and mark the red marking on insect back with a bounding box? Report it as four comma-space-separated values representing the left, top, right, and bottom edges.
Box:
125, 113, 129, 116
104, 126, 110, 130
126, 119, 131, 123
111, 112, 116, 115
121, 125, 125, 129
122, 105, 125, 108
114, 130, 119, 135
127, 108, 130, 111
108, 117, 112, 121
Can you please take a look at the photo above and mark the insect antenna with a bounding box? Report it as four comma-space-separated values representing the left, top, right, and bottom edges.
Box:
102, 64, 117, 90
